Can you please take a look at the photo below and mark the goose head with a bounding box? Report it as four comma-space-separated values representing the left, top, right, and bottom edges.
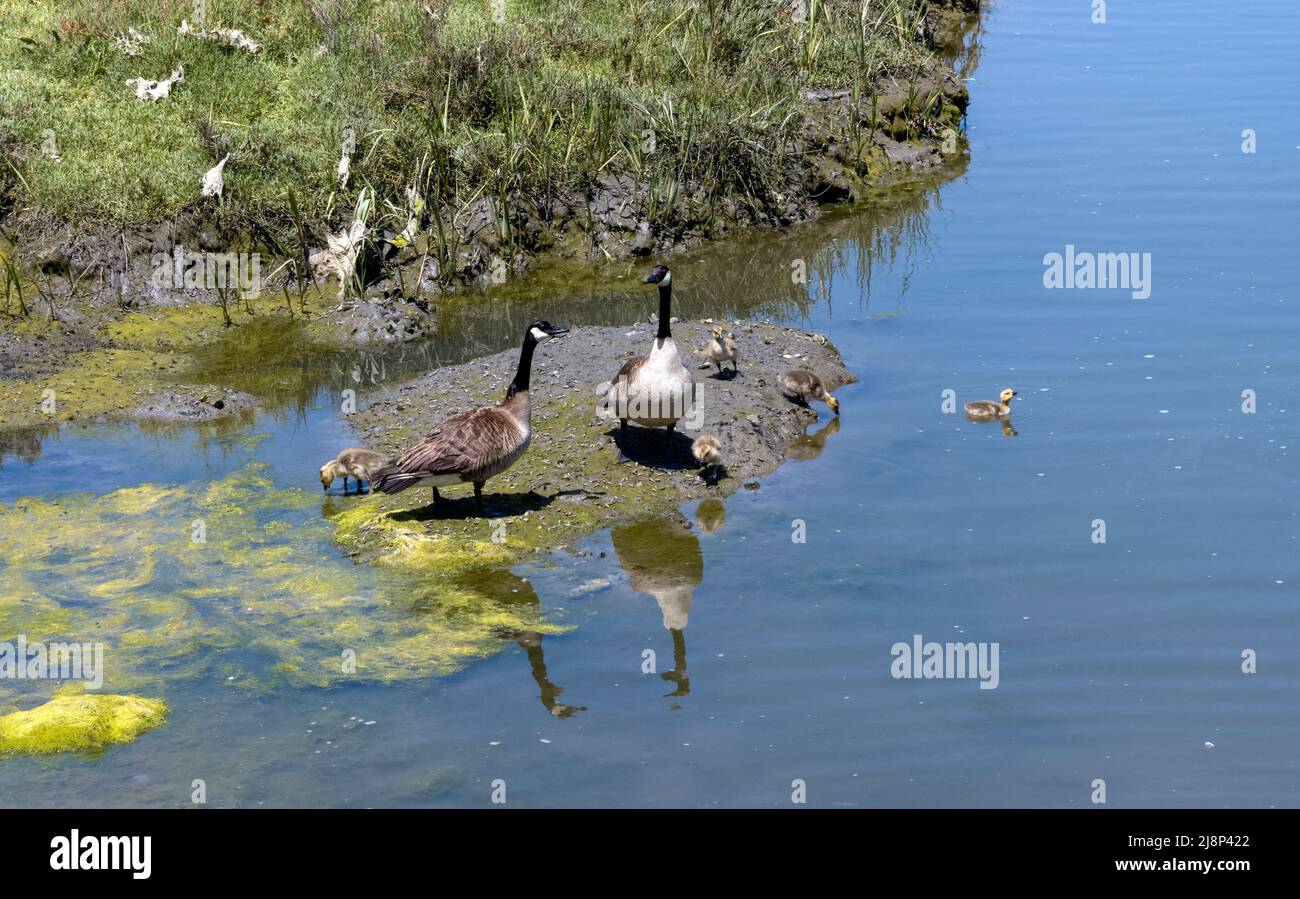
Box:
643, 264, 671, 286
526, 320, 569, 344
999, 388, 1018, 405
319, 460, 340, 490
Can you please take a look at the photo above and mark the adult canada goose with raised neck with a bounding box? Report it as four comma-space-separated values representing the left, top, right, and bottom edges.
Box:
370, 320, 568, 513
779, 368, 840, 415
606, 264, 696, 461
964, 388, 1018, 420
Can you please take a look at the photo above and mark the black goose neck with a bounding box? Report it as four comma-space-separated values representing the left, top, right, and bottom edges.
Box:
508, 334, 537, 397
656, 283, 673, 340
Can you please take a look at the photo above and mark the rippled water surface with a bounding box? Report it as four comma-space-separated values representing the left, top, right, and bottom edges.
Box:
2, 0, 1299, 807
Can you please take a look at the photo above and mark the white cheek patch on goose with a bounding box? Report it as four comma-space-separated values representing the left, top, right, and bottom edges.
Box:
530, 327, 549, 342
659, 270, 671, 286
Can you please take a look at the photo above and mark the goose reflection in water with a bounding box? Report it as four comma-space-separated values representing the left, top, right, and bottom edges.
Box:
458, 569, 587, 718
786, 415, 840, 462
611, 516, 704, 701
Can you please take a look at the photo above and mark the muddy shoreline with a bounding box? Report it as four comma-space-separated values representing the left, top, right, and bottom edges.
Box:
0, 4, 977, 401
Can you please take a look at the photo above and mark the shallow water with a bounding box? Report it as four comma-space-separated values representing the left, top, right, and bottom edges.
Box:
3, 0, 1300, 807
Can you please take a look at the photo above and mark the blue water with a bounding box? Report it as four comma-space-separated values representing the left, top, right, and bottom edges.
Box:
2, 0, 1298, 807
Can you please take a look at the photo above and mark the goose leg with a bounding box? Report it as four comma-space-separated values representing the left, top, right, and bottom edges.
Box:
343, 475, 349, 493
473, 481, 485, 515
616, 419, 630, 464
663, 423, 675, 464
432, 486, 442, 505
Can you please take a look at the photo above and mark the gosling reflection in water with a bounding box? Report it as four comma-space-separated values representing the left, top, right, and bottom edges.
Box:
786, 416, 840, 462
694, 499, 726, 535
611, 516, 704, 700
458, 569, 587, 718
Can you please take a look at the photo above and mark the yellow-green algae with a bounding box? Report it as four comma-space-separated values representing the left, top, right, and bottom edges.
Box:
0, 693, 167, 756
0, 463, 565, 698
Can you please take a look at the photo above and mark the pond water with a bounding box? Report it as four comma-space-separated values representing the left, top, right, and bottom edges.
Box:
3, 0, 1299, 807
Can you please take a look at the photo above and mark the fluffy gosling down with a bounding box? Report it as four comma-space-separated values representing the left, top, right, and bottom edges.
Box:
964, 388, 1019, 420
691, 434, 722, 466
779, 369, 840, 415
691, 434, 724, 483
705, 326, 739, 375
320, 447, 389, 493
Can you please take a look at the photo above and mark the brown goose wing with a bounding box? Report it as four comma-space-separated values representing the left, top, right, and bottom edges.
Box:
614, 355, 647, 383
372, 407, 521, 493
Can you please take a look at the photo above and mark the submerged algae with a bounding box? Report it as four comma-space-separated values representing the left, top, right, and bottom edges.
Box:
0, 463, 565, 698
0, 693, 167, 755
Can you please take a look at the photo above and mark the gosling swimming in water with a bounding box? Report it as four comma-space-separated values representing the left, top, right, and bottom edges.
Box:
779, 368, 840, 415
964, 388, 1018, 420
320, 447, 388, 493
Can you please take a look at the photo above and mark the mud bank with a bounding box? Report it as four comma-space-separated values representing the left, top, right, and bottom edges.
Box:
333, 320, 854, 572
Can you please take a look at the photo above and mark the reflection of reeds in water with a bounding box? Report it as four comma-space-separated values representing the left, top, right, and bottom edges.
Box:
0, 422, 59, 469
429, 176, 956, 361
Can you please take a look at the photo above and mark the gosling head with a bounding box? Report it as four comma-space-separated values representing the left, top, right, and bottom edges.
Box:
825, 393, 841, 416
319, 460, 340, 491
1000, 388, 1019, 405
643, 264, 671, 286
711, 325, 725, 338
526, 320, 569, 344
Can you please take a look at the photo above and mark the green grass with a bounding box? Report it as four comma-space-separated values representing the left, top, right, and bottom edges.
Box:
0, 0, 946, 243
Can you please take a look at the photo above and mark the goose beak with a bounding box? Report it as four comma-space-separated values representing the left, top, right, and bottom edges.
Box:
546, 325, 569, 338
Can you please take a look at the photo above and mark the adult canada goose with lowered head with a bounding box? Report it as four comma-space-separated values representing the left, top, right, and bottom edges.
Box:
370, 320, 568, 514
964, 388, 1018, 420
606, 264, 696, 461
779, 368, 840, 415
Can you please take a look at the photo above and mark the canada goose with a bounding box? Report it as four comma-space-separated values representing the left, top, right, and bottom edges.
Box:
370, 320, 568, 513
319, 447, 388, 493
606, 264, 696, 462
691, 434, 723, 483
779, 368, 840, 415
201, 154, 229, 198
964, 388, 1018, 420
705, 326, 738, 375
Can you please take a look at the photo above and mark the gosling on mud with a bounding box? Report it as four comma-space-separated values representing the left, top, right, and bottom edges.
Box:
691, 434, 724, 483
779, 368, 840, 415
704, 325, 739, 376
370, 320, 568, 514
320, 447, 388, 493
